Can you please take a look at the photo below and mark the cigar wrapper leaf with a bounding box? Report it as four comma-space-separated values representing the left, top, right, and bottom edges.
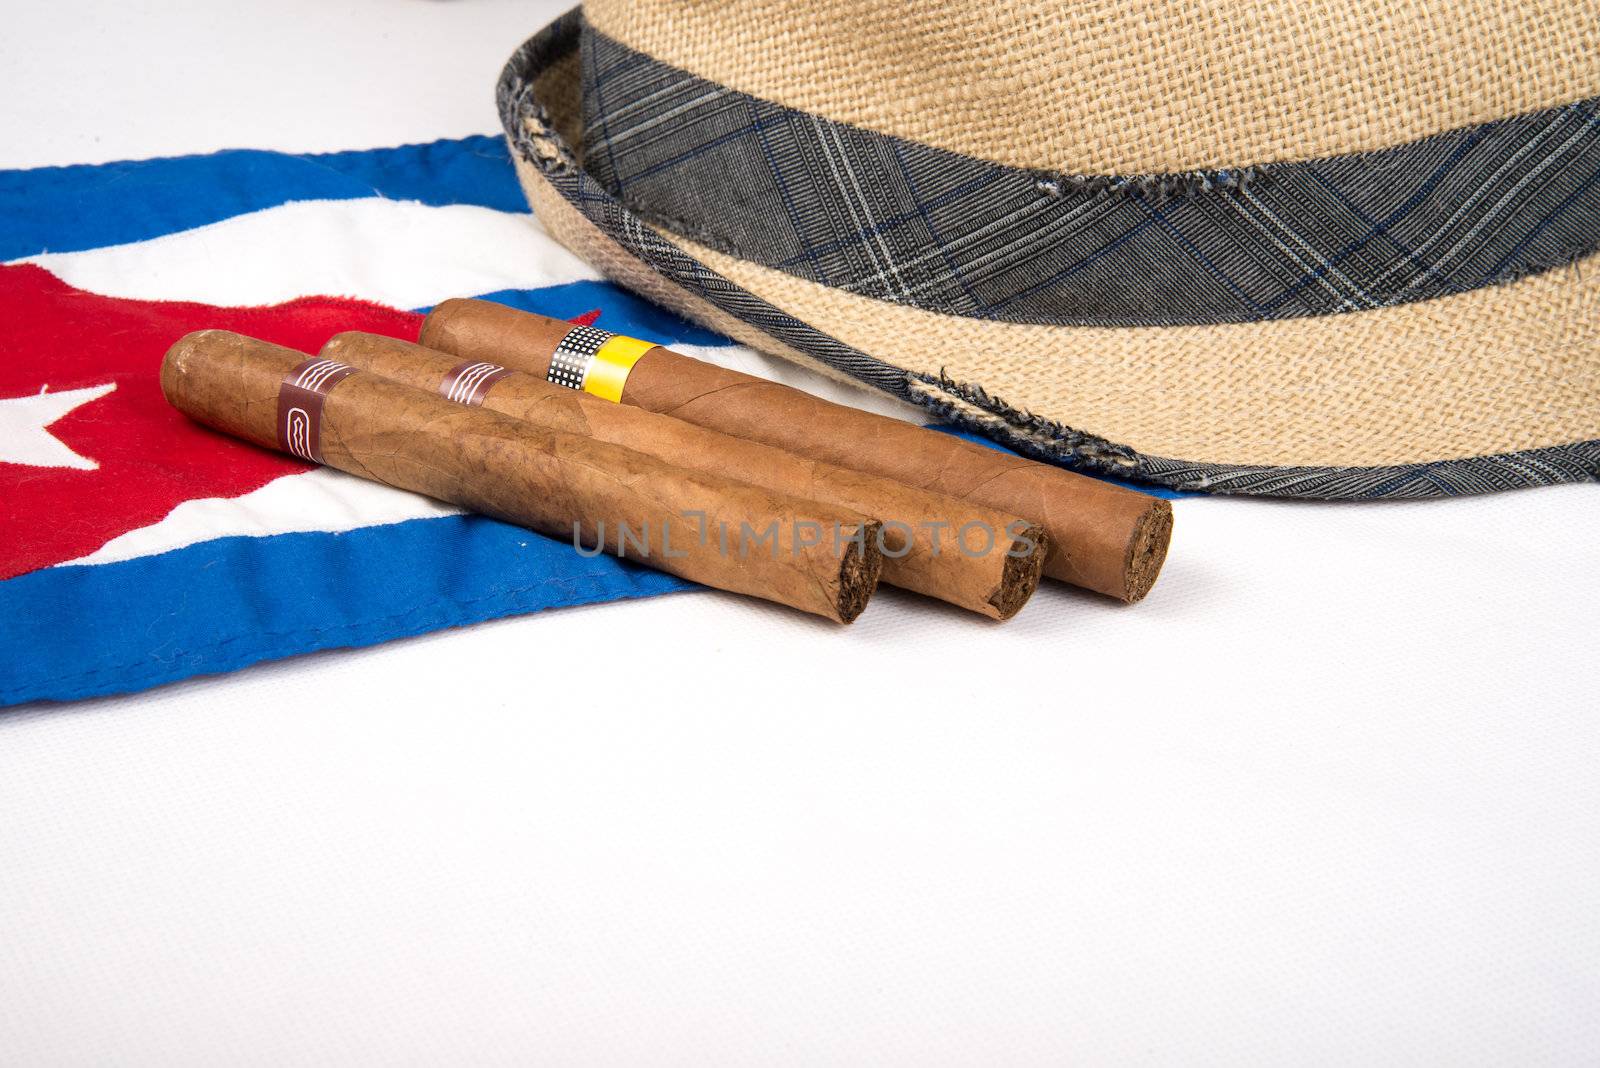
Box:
420, 299, 1172, 603
161, 330, 883, 623
322, 332, 1048, 620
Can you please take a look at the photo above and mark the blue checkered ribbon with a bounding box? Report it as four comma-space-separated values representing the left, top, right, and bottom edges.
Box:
580, 26, 1600, 329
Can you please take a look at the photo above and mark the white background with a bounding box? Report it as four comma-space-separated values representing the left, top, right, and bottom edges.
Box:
2, 2, 1598, 1063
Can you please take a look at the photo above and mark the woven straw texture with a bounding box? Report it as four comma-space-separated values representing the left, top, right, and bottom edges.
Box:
670, 233, 1600, 468
581, 25, 1600, 330
584, 0, 1600, 175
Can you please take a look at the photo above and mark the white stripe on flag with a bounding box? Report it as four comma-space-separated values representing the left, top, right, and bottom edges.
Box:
18, 198, 602, 309
66, 468, 459, 568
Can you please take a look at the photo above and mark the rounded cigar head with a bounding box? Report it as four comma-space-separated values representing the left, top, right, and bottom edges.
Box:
415, 298, 475, 362
319, 330, 367, 360
988, 524, 1050, 621
419, 298, 573, 377
162, 329, 306, 398
319, 330, 427, 369
161, 329, 321, 450
419, 297, 474, 323
160, 328, 239, 429
160, 329, 233, 410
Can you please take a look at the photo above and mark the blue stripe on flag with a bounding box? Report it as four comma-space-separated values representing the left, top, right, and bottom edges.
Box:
0, 515, 693, 707
0, 135, 525, 261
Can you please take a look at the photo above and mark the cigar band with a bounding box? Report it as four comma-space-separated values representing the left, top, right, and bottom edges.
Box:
548, 325, 656, 403
440, 360, 512, 407
277, 358, 357, 464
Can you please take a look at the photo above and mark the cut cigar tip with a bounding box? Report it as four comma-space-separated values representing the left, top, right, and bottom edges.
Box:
1122, 499, 1174, 605
836, 520, 884, 624
989, 525, 1050, 621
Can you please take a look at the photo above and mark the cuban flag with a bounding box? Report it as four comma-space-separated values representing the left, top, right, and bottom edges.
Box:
9, 135, 1135, 706
0, 137, 803, 705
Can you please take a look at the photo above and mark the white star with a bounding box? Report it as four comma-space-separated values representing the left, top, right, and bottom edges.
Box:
0, 382, 117, 471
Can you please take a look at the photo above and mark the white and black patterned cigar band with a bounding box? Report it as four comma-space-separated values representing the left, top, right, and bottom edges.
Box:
548, 324, 613, 390
277, 358, 358, 464
440, 360, 513, 407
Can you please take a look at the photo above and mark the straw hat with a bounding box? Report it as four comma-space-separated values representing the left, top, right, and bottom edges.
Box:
497, 2, 1600, 498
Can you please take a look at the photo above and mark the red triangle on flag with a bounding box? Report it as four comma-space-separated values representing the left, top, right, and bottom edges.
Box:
0, 265, 424, 580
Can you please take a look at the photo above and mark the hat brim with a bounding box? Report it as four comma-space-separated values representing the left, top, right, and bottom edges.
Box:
499, 10, 1600, 499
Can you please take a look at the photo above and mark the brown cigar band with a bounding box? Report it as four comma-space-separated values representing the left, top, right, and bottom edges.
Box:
440, 360, 513, 407
277, 358, 358, 463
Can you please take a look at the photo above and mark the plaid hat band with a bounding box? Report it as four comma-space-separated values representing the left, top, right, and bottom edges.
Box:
582, 27, 1600, 330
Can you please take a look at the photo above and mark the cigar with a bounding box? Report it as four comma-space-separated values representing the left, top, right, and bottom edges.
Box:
419, 300, 1172, 603
322, 332, 1049, 620
161, 330, 884, 623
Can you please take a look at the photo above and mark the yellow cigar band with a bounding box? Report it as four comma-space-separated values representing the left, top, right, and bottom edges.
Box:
581, 336, 655, 402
